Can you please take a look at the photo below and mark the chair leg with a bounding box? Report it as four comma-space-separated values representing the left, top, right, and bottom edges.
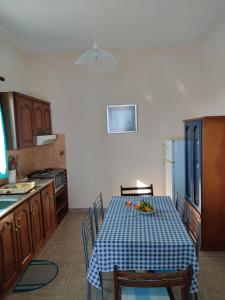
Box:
99, 272, 104, 299
167, 287, 175, 300
188, 292, 198, 300
96, 288, 103, 300
187, 293, 194, 300
87, 281, 91, 300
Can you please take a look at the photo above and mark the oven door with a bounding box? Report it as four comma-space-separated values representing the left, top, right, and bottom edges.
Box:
55, 172, 65, 193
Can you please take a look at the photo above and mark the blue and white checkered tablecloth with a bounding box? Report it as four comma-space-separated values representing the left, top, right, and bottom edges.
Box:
87, 196, 200, 293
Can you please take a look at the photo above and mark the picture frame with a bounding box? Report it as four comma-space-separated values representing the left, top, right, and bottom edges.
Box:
107, 104, 137, 134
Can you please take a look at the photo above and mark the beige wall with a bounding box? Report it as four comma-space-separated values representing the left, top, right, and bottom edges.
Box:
197, 15, 225, 116
0, 34, 67, 186
9, 134, 67, 177
0, 134, 67, 186
0, 34, 27, 93
2, 30, 219, 209
25, 48, 202, 208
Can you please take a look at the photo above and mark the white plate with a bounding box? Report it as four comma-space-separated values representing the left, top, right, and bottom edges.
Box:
135, 207, 156, 215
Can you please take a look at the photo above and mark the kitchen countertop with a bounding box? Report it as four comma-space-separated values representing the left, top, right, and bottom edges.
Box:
0, 178, 54, 218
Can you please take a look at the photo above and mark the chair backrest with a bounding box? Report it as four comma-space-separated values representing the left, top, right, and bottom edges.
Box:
176, 193, 186, 225
114, 266, 193, 300
81, 208, 95, 272
120, 184, 154, 196
93, 193, 104, 235
187, 205, 201, 259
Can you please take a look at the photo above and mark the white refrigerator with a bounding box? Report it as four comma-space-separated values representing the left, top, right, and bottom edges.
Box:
165, 139, 185, 204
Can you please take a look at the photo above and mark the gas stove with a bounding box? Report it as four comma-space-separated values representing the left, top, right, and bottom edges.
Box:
29, 168, 60, 176
28, 168, 66, 193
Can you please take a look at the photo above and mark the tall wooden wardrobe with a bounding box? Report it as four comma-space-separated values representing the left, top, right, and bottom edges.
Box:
184, 116, 225, 250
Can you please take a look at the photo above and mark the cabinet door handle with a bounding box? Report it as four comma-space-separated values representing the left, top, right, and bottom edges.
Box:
31, 208, 35, 216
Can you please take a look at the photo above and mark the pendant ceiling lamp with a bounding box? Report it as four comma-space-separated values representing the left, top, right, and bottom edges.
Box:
75, 0, 117, 72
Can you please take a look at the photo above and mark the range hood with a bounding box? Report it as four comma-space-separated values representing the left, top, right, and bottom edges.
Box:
36, 135, 57, 146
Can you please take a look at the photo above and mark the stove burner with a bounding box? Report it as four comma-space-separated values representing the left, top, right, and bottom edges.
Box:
38, 168, 55, 174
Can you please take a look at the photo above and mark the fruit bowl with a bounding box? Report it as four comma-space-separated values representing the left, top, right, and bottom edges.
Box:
133, 200, 155, 215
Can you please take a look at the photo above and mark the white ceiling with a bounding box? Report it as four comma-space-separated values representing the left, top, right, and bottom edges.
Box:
0, 0, 225, 53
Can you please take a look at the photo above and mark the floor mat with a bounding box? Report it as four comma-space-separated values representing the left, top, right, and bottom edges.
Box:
13, 260, 59, 293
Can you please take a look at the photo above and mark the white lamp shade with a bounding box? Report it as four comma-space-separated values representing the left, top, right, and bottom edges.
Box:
75, 43, 117, 72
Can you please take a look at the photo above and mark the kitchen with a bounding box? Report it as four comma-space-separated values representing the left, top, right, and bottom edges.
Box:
1, 1, 225, 299
0, 92, 68, 297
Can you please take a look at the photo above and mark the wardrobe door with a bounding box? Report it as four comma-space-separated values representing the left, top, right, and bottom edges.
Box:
185, 122, 193, 202
192, 121, 202, 210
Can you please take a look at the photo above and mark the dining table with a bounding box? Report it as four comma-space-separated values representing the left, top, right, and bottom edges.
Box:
87, 196, 200, 294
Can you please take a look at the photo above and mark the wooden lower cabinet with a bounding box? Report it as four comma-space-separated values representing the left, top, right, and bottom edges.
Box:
0, 213, 18, 293
14, 201, 33, 270
41, 183, 56, 239
29, 193, 44, 252
0, 183, 57, 297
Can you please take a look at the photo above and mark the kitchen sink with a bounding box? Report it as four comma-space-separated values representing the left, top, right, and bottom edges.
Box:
0, 200, 17, 210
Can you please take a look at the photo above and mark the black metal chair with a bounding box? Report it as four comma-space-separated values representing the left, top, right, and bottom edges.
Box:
176, 193, 187, 226
93, 193, 105, 235
120, 184, 154, 196
81, 208, 95, 300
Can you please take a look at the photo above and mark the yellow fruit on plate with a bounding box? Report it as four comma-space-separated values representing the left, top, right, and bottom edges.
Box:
145, 207, 152, 212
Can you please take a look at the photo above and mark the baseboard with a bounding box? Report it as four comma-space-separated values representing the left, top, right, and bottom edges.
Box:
69, 208, 89, 213
69, 208, 108, 213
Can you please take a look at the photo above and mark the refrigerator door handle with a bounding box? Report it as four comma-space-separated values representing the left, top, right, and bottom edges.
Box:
165, 158, 175, 164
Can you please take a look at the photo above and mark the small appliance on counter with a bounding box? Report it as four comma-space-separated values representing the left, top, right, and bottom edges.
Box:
28, 168, 66, 194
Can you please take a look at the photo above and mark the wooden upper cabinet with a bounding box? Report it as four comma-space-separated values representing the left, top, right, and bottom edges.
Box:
33, 101, 52, 135
14, 201, 33, 270
33, 101, 44, 135
0, 213, 18, 292
15, 94, 35, 148
29, 193, 44, 252
42, 103, 52, 134
41, 183, 56, 239
0, 92, 52, 149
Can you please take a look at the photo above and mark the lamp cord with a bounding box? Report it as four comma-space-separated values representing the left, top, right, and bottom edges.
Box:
93, 0, 97, 44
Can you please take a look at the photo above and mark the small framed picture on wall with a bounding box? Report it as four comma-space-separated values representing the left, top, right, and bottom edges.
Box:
107, 104, 137, 134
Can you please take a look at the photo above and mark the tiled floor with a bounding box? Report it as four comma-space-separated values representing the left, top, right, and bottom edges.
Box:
4, 212, 225, 300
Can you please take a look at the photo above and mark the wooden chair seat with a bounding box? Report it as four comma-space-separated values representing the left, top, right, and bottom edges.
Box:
121, 287, 170, 300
